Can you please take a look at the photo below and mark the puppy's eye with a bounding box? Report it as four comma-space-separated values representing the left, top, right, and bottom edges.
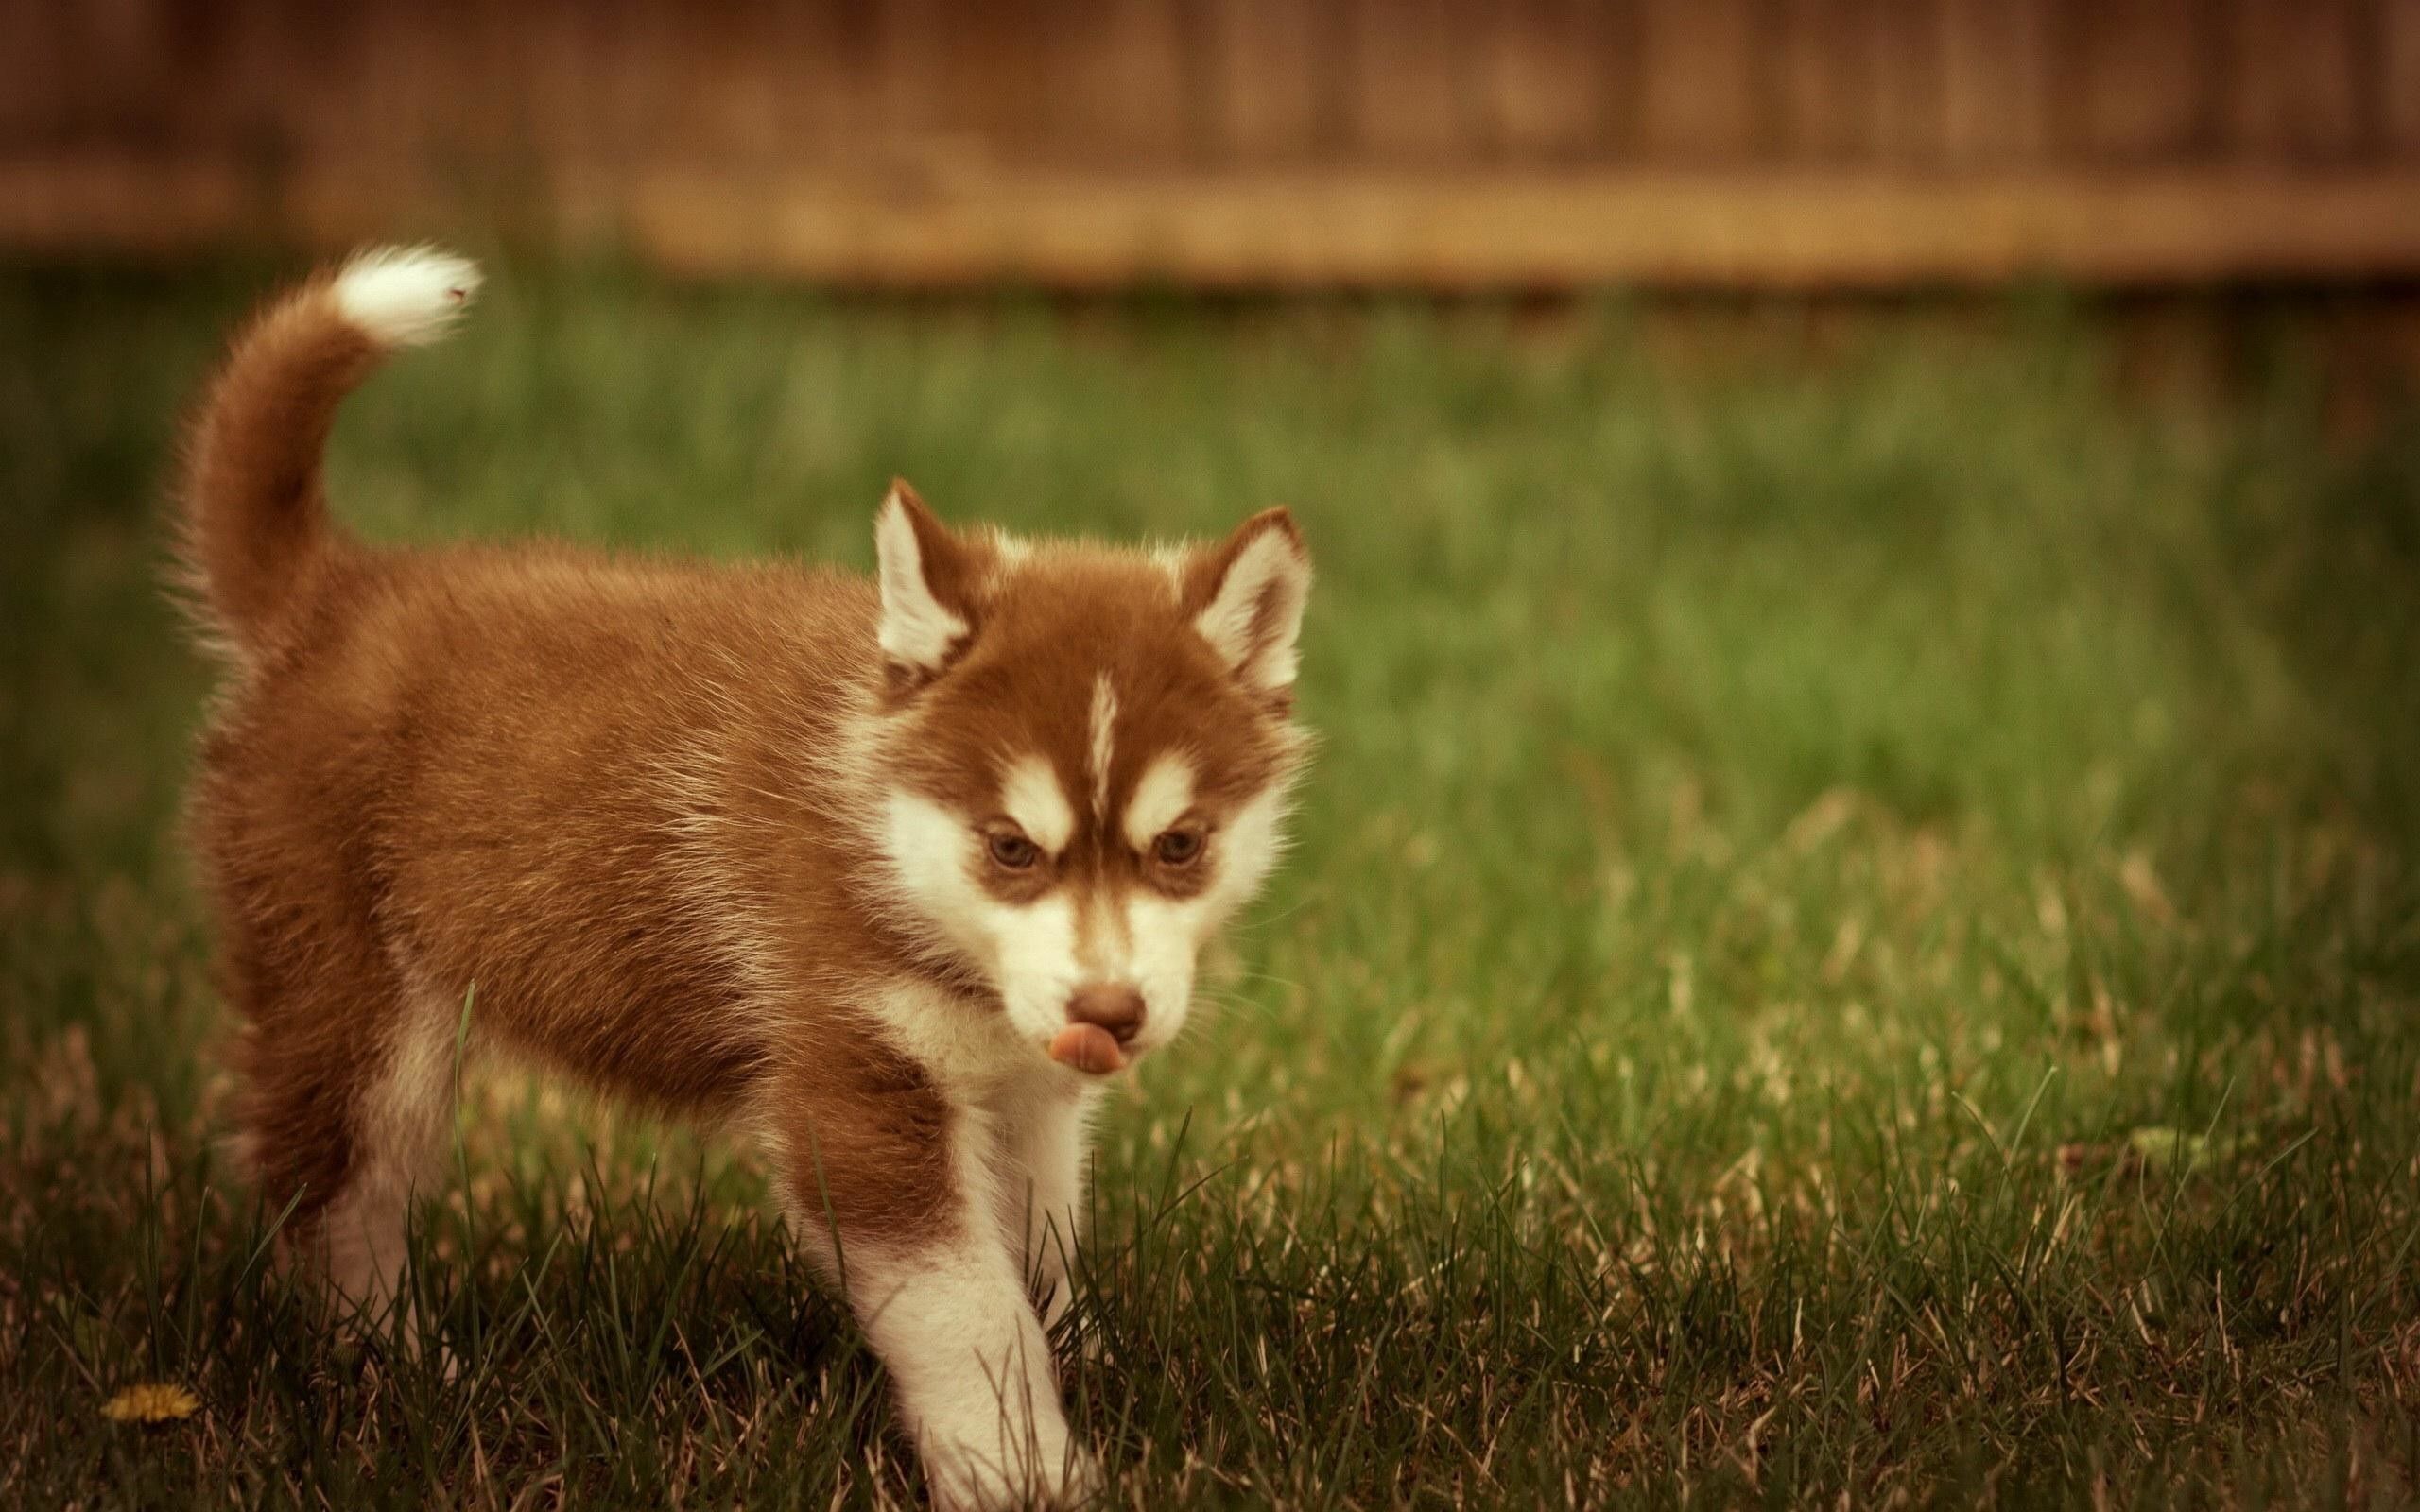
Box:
988, 833, 1041, 870
1153, 828, 1204, 867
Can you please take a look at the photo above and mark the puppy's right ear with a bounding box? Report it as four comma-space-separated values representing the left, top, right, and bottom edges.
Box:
874, 480, 980, 696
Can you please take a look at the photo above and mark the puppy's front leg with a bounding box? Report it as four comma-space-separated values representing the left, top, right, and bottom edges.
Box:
993, 1087, 1102, 1332
770, 1067, 1088, 1510
851, 1222, 1080, 1510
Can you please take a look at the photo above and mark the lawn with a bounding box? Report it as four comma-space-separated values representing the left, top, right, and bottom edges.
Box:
3, 260, 2417, 1509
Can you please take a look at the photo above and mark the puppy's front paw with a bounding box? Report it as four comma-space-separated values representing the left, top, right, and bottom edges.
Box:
1068, 1447, 1108, 1501
925, 1440, 1102, 1510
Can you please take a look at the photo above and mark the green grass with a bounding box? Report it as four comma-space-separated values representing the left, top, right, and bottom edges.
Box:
5, 261, 2418, 1508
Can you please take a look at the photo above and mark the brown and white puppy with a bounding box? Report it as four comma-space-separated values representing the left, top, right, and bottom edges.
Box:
176, 248, 1311, 1508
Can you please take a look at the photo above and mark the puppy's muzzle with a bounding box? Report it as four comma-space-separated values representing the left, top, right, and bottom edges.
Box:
1065, 982, 1145, 1045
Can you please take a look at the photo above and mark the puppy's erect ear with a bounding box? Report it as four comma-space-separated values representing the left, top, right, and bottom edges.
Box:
1185, 507, 1311, 706
874, 480, 981, 694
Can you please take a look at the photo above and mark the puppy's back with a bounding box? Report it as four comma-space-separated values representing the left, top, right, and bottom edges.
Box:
198, 538, 893, 1111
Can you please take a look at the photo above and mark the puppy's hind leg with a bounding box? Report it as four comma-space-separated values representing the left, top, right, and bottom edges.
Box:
315, 971, 467, 1320
233, 934, 462, 1326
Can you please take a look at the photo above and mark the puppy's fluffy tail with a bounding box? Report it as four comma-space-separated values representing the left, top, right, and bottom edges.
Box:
177, 245, 479, 659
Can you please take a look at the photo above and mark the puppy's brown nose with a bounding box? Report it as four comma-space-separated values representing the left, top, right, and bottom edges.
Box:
1066, 984, 1145, 1044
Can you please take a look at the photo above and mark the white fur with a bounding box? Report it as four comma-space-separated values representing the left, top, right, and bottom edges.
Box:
856, 979, 1044, 1117
880, 789, 997, 973
1086, 676, 1116, 818
319, 971, 462, 1319
1203, 780, 1292, 912
988, 1086, 1101, 1329
1121, 751, 1195, 852
784, 1103, 1091, 1509
881, 790, 1084, 1055
1149, 543, 1190, 596
996, 895, 1087, 1047
999, 754, 1075, 854
331, 245, 480, 349
1119, 896, 1197, 1046
876, 489, 971, 676
1193, 525, 1311, 695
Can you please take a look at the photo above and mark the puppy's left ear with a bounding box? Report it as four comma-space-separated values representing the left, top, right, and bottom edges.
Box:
1185, 507, 1311, 709
874, 480, 984, 696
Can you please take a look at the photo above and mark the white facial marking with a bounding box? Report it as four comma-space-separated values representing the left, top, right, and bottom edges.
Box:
878, 765, 1298, 1068
1088, 675, 1117, 818
1194, 525, 1311, 695
997, 894, 1083, 1040
1121, 892, 1205, 1053
881, 789, 986, 953
1122, 751, 1196, 852
874, 489, 969, 676
881, 788, 1084, 1049
1204, 782, 1292, 914
1085, 777, 1293, 1057
999, 753, 1075, 854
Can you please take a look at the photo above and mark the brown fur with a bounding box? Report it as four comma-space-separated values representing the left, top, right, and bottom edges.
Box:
175, 261, 1305, 1279
176, 271, 377, 658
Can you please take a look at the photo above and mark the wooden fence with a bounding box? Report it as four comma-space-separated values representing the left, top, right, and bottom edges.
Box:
6, 0, 2419, 287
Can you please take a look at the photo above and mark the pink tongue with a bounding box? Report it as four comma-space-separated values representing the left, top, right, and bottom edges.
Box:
1048, 1023, 1126, 1074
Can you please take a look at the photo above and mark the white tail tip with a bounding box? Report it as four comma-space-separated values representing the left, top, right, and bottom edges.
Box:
331, 245, 481, 348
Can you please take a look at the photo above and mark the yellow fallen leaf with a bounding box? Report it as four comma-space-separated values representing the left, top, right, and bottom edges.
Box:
2127, 1126, 2250, 1173
2128, 1126, 2205, 1170
101, 1383, 199, 1424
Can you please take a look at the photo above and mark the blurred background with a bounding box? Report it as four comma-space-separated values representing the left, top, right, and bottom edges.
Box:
7, 0, 2419, 288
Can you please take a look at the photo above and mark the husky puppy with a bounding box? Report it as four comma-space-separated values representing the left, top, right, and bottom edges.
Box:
176, 248, 1311, 1508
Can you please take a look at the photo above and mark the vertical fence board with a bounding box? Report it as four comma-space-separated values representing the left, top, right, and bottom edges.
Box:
660, 4, 788, 165
1774, 0, 1881, 160
1871, 0, 1949, 163
1636, 0, 1762, 160
939, 1, 1055, 157
61, 0, 185, 142
338, 1, 430, 160
1198, 0, 1328, 162
1345, 0, 1469, 159
0, 0, 64, 141
2387, 0, 2420, 151
760, 2, 886, 149
1939, 0, 2053, 163
1471, 0, 1613, 160
868, 0, 949, 145
2067, 0, 2209, 160
1041, 0, 1195, 164
2226, 0, 2367, 160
